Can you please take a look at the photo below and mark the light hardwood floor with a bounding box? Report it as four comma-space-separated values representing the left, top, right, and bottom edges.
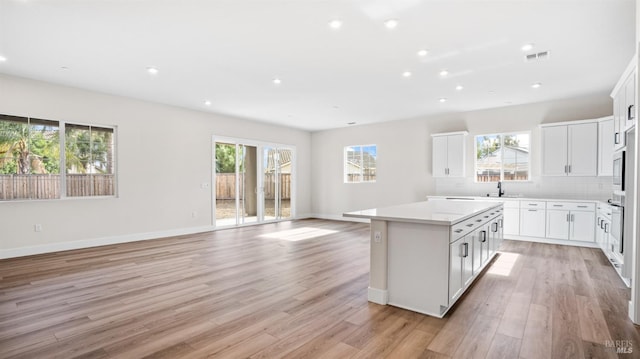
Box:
1, 219, 639, 358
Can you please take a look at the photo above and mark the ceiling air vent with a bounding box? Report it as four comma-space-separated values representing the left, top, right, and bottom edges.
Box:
525, 51, 550, 62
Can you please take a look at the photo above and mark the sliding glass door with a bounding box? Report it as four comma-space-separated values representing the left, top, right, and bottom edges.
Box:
214, 137, 294, 227
263, 147, 293, 221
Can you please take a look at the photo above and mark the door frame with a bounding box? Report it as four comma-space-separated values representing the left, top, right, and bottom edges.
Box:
212, 135, 296, 228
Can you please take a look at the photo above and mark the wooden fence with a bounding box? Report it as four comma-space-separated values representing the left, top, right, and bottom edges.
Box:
216, 173, 291, 200
476, 174, 528, 182
0, 174, 115, 200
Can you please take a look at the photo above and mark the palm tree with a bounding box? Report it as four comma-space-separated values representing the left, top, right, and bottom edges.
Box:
0, 119, 31, 174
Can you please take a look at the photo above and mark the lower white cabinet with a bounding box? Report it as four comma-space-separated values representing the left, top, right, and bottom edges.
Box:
520, 208, 546, 237
449, 234, 473, 302
503, 203, 520, 236
546, 202, 595, 242
471, 225, 490, 274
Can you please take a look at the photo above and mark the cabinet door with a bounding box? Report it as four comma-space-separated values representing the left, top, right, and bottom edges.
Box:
615, 93, 626, 150
489, 220, 500, 256
432, 136, 448, 177
503, 207, 520, 236
546, 210, 570, 240
541, 126, 568, 176
462, 236, 474, 287
447, 134, 465, 177
449, 238, 464, 302
568, 123, 598, 176
625, 73, 636, 129
595, 215, 603, 247
598, 119, 614, 176
520, 209, 546, 237
471, 227, 482, 274
570, 211, 595, 242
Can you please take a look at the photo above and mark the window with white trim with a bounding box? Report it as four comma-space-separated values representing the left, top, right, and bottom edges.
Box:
475, 132, 529, 182
344, 145, 376, 183
0, 114, 117, 200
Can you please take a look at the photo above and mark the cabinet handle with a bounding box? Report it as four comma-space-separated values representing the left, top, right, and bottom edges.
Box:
528, 203, 538, 206
566, 214, 570, 222
480, 230, 487, 243
528, 209, 537, 212
615, 132, 620, 144
464, 242, 469, 257
564, 165, 568, 173
492, 222, 498, 232
568, 165, 571, 173
571, 214, 574, 222
629, 104, 635, 121
553, 204, 563, 207
597, 217, 601, 226
605, 223, 609, 233
499, 219, 503, 228
601, 220, 605, 229
454, 229, 463, 233
577, 205, 588, 208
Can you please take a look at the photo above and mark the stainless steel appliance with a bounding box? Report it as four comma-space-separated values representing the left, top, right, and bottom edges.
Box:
613, 149, 625, 192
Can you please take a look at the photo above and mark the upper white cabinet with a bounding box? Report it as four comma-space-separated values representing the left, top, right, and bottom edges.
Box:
611, 55, 636, 150
541, 121, 598, 176
432, 131, 467, 177
598, 117, 614, 176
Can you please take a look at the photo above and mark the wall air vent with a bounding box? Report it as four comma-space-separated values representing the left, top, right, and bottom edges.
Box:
524, 51, 550, 62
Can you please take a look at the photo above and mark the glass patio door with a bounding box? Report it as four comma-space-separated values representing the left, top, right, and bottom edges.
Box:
214, 141, 257, 227
262, 147, 293, 221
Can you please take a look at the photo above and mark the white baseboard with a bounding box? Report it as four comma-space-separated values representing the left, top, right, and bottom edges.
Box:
504, 235, 599, 248
0, 225, 216, 259
367, 287, 388, 305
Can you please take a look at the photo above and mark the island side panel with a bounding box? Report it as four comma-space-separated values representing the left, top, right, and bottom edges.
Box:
387, 221, 450, 317
368, 220, 389, 304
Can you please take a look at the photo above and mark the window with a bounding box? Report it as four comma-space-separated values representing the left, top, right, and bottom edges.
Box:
344, 145, 376, 183
0, 114, 116, 200
475, 132, 529, 182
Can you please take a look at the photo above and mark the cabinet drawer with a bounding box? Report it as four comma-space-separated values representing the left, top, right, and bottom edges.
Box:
520, 201, 546, 209
547, 201, 595, 211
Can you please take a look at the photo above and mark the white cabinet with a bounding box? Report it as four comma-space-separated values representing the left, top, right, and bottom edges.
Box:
598, 118, 614, 176
471, 225, 490, 274
611, 56, 636, 150
449, 231, 475, 303
541, 122, 598, 176
545, 202, 595, 242
520, 201, 546, 237
546, 209, 570, 240
432, 131, 467, 177
502, 200, 520, 236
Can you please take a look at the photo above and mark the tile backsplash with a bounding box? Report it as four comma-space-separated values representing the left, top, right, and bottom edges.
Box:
434, 176, 613, 202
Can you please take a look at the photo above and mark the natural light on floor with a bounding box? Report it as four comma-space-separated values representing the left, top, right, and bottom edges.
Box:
260, 227, 338, 241
487, 252, 520, 276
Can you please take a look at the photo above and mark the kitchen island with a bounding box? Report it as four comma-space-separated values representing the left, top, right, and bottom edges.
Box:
344, 200, 504, 318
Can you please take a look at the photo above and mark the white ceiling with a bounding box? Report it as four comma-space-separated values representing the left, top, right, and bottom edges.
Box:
0, 0, 635, 131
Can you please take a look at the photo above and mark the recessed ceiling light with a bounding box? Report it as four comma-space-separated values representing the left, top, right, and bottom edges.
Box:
439, 98, 447, 103
439, 69, 449, 77
402, 71, 412, 78
0, 55, 6, 62
455, 85, 464, 91
417, 49, 429, 57
531, 82, 542, 89
146, 67, 159, 75
328, 20, 342, 29
384, 19, 398, 29
204, 100, 212, 106
521, 43, 534, 52
273, 78, 282, 85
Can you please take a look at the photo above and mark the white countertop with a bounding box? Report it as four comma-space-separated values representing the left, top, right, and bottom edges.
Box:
343, 200, 502, 226
426, 195, 608, 204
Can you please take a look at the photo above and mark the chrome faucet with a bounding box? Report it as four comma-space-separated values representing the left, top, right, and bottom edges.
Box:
497, 181, 505, 197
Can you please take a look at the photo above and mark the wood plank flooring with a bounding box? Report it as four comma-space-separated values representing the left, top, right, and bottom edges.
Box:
1, 219, 640, 358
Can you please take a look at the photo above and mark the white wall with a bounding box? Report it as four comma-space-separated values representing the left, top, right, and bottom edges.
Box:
0, 74, 311, 257
311, 92, 613, 219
